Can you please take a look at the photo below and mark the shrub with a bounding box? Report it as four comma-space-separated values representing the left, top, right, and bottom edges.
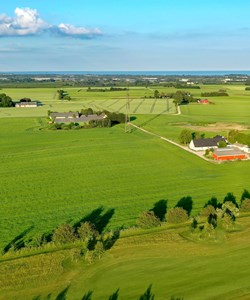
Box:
240, 199, 250, 212
136, 211, 161, 229
77, 221, 99, 242
167, 207, 189, 224
52, 224, 76, 244
200, 205, 216, 217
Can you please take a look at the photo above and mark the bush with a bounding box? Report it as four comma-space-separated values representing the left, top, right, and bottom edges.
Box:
52, 224, 76, 244
167, 207, 189, 224
240, 199, 250, 212
200, 205, 216, 217
136, 211, 161, 229
77, 221, 99, 242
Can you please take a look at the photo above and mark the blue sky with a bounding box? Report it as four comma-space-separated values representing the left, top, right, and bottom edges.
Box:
0, 0, 250, 71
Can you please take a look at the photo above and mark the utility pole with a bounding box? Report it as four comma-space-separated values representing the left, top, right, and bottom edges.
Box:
125, 93, 131, 133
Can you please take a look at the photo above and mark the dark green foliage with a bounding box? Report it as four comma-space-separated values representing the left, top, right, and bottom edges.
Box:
228, 130, 250, 146
82, 291, 93, 300
217, 140, 227, 148
138, 284, 154, 300
191, 217, 198, 229
201, 91, 228, 97
241, 189, 250, 203
167, 207, 188, 224
173, 91, 195, 105
179, 129, 192, 144
151, 200, 167, 221
175, 196, 193, 216
223, 192, 238, 208
204, 197, 219, 209
52, 224, 76, 244
108, 289, 119, 300
0, 93, 14, 107
154, 90, 160, 98
57, 90, 71, 100
136, 211, 161, 229
208, 213, 217, 228
170, 297, 184, 300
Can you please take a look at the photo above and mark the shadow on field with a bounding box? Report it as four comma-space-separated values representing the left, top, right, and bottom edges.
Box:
82, 290, 93, 300
150, 199, 168, 221
55, 286, 70, 300
3, 226, 34, 254
73, 206, 115, 233
175, 196, 193, 216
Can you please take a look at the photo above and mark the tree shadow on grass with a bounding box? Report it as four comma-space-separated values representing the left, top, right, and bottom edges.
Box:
175, 196, 193, 216
103, 229, 120, 250
82, 290, 93, 300
108, 289, 120, 300
150, 199, 168, 221
3, 226, 34, 254
55, 286, 70, 300
73, 206, 115, 233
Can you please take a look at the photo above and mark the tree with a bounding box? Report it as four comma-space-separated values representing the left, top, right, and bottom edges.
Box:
0, 93, 14, 107
77, 221, 99, 242
217, 140, 227, 148
52, 224, 76, 244
175, 196, 193, 216
167, 207, 188, 224
223, 192, 238, 208
241, 189, 250, 203
108, 289, 119, 300
136, 211, 161, 229
179, 129, 192, 145
154, 90, 160, 99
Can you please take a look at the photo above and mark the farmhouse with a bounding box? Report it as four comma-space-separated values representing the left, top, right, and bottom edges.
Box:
50, 112, 107, 124
189, 135, 227, 151
213, 147, 248, 161
15, 101, 38, 107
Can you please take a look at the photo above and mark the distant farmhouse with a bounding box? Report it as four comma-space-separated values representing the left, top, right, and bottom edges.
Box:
197, 99, 209, 104
15, 101, 38, 108
189, 135, 227, 151
213, 147, 248, 161
50, 112, 107, 124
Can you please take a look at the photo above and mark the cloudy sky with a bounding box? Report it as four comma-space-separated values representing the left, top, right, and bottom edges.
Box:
0, 0, 250, 71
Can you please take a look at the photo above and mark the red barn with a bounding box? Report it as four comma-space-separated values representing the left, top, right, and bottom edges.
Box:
213, 147, 248, 161
198, 99, 209, 104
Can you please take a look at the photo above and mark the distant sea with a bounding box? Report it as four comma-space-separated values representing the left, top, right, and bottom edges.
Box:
1, 71, 250, 76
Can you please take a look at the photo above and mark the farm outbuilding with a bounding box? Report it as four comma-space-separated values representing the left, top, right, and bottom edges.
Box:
189, 135, 227, 151
213, 147, 248, 161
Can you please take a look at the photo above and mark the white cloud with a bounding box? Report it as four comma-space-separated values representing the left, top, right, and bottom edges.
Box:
57, 23, 102, 37
0, 7, 102, 39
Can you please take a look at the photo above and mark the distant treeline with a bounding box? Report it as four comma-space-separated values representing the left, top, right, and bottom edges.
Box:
201, 91, 229, 97
87, 87, 129, 92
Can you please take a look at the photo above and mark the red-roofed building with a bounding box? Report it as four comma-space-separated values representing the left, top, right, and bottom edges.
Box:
198, 99, 209, 104
213, 147, 248, 161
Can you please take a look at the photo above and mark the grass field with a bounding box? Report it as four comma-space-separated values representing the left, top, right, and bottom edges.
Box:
1, 217, 250, 300
1, 84, 250, 299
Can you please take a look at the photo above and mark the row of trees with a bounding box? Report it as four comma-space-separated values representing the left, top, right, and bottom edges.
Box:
201, 91, 228, 97
136, 190, 250, 234
228, 130, 250, 146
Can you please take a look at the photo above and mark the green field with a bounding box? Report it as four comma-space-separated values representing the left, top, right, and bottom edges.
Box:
1, 84, 250, 299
